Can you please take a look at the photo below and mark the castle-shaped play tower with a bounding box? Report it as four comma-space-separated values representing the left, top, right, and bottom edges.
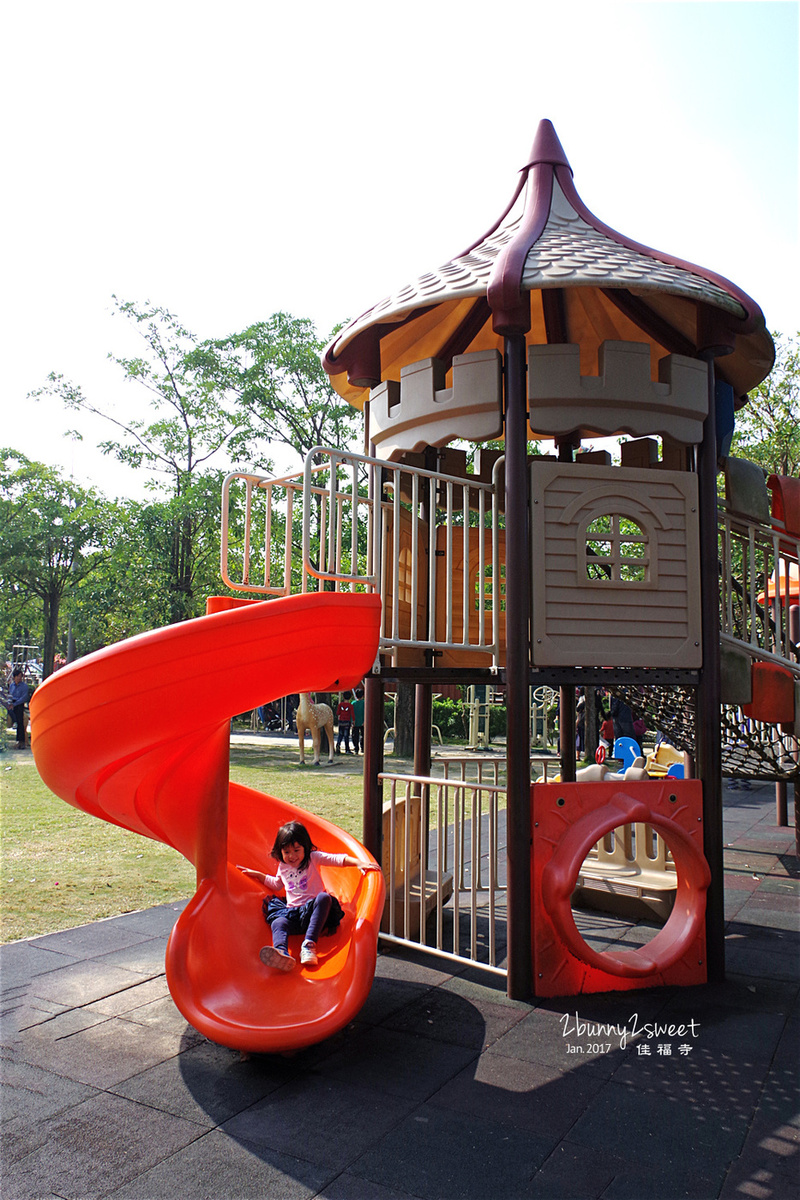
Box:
312, 118, 791, 999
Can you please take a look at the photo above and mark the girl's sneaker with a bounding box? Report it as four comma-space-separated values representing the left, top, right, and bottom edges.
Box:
300, 941, 318, 967
259, 946, 296, 972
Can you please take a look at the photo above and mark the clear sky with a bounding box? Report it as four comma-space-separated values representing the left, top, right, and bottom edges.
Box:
4, 0, 798, 497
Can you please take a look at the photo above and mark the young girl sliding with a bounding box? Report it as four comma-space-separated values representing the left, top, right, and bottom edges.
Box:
237, 820, 380, 971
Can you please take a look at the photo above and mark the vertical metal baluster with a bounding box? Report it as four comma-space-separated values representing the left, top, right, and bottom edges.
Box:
436, 782, 445, 951
463, 484, 470, 646
410, 471, 419, 642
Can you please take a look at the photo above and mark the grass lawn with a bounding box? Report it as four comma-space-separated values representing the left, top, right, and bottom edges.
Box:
0, 742, 369, 944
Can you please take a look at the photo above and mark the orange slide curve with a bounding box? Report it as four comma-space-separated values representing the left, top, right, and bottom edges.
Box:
30, 592, 385, 1054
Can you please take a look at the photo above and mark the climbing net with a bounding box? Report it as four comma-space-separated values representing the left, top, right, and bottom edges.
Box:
608, 685, 800, 782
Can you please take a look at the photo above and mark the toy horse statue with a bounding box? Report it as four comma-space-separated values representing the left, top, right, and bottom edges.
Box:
296, 692, 335, 766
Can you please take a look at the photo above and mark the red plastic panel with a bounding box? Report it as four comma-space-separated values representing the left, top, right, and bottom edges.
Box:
742, 661, 796, 723
532, 780, 709, 996
768, 473, 800, 541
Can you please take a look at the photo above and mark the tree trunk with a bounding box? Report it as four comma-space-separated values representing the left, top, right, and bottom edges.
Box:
41, 591, 60, 680
393, 681, 415, 758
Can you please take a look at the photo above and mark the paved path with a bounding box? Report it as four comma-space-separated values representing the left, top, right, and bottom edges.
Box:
2, 783, 797, 1199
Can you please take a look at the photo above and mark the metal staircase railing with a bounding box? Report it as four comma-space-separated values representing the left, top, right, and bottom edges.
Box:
221, 447, 506, 669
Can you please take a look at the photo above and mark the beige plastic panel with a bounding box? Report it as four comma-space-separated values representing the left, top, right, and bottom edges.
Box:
369, 350, 503, 462
531, 460, 702, 667
382, 506, 428, 668
720, 643, 753, 706
723, 457, 770, 523
527, 341, 708, 445
434, 525, 506, 668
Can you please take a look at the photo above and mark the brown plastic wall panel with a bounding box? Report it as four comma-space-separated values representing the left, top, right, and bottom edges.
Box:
530, 460, 702, 667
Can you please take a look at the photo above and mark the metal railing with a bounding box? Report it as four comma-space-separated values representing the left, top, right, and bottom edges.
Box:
379, 770, 507, 976
221, 447, 505, 667
718, 503, 800, 677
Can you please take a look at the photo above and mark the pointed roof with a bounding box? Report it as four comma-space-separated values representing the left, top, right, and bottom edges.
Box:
323, 120, 773, 409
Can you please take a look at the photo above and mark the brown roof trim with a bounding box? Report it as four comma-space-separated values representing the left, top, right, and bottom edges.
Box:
554, 163, 761, 335
487, 162, 554, 334
322, 306, 437, 388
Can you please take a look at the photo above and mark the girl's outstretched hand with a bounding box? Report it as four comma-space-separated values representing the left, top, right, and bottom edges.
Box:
236, 865, 263, 882
358, 862, 381, 874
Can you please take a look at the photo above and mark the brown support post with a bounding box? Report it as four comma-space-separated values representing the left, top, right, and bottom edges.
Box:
559, 686, 577, 782
776, 781, 788, 828
695, 350, 725, 983
414, 684, 432, 781
504, 333, 532, 1000
362, 674, 385, 863
556, 438, 577, 783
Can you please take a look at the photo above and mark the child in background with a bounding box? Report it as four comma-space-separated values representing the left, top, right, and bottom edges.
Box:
237, 820, 380, 970
335, 692, 354, 754
599, 715, 615, 749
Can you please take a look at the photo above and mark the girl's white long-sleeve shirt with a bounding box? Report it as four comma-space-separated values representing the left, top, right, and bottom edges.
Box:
264, 850, 348, 907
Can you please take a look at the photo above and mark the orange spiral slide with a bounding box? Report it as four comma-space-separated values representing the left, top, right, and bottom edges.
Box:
30, 592, 385, 1054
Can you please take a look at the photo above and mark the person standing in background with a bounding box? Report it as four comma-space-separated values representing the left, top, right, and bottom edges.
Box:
351, 687, 365, 754
335, 691, 354, 754
8, 668, 28, 749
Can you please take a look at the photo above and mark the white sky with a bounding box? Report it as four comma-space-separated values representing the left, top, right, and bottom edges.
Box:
3, 0, 798, 498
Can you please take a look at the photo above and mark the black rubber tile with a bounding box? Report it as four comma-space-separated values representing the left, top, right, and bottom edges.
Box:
354, 975, 432, 1026
317, 1026, 476, 1101
0, 940, 78, 987
0, 1057, 99, 1123
613, 1044, 767, 1125
725, 939, 800, 983
29, 920, 154, 960
440, 967, 530, 1008
644, 998, 788, 1064
566, 1076, 749, 1166
720, 1151, 799, 1199
381, 984, 527, 1050
107, 1128, 333, 1200
1, 1091, 203, 1199
25, 958, 157, 1008
118, 995, 202, 1039
13, 1012, 200, 1089
109, 900, 189, 938
91, 937, 169, 976
528, 1142, 622, 1199
600, 1160, 726, 1199
485, 1006, 629, 1078
428, 1050, 605, 1141
221, 1076, 416, 1171
347, 1102, 552, 1200
696, 975, 799, 1014
84, 975, 172, 1018
111, 1039, 293, 1127
318, 1172, 424, 1200
0, 994, 70, 1043
374, 947, 459, 988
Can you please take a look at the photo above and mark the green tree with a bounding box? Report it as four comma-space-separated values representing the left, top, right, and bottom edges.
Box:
0, 451, 108, 677
32, 298, 266, 625
190, 312, 361, 468
733, 332, 800, 477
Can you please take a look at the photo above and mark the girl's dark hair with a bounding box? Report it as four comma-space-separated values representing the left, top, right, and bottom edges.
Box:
271, 821, 315, 869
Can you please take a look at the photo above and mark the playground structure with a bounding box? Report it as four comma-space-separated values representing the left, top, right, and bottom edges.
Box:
30, 121, 797, 1045
222, 120, 797, 1001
